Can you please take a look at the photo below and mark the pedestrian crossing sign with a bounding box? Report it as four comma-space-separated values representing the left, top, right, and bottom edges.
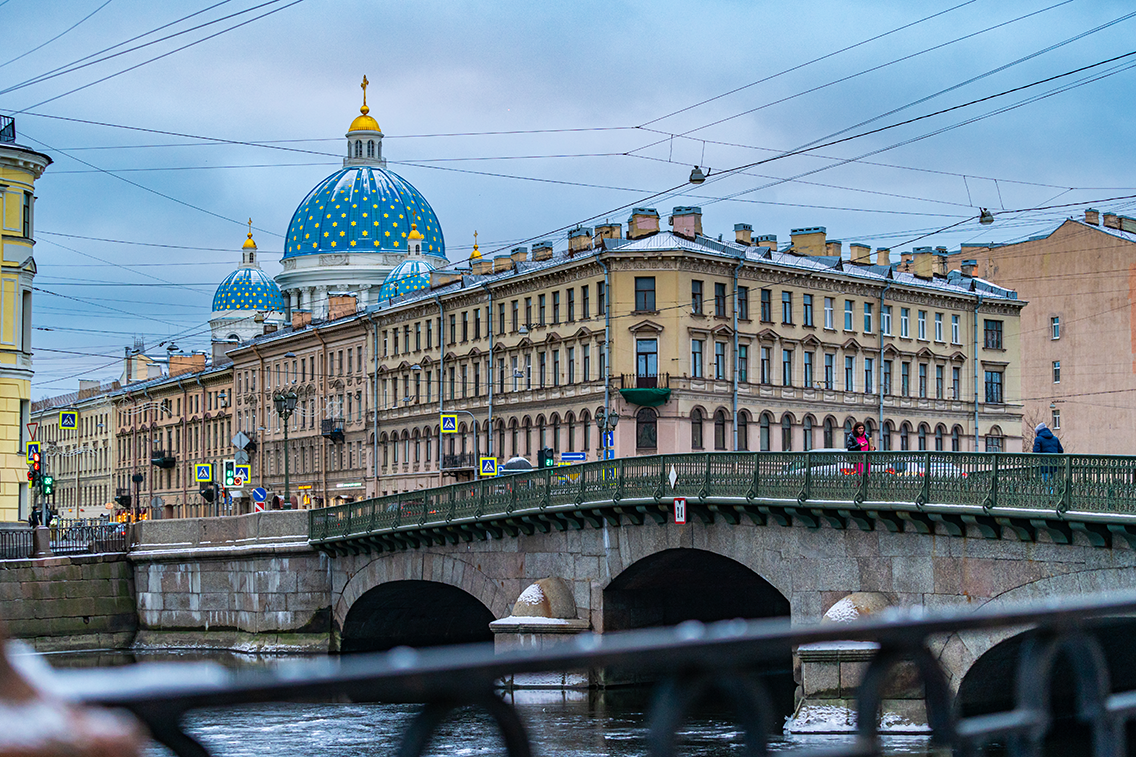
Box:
59, 411, 78, 430
479, 457, 497, 477
234, 464, 251, 487
25, 441, 39, 464
195, 464, 213, 483
441, 414, 458, 433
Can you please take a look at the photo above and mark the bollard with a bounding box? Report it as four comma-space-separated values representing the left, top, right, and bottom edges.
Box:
31, 526, 51, 558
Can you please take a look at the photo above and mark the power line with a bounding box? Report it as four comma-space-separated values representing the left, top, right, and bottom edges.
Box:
0, 0, 114, 70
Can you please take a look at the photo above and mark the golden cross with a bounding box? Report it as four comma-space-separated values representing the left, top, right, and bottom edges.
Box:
361, 75, 369, 108
474, 230, 478, 245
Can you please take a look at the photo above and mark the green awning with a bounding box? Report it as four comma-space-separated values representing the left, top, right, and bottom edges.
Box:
619, 387, 671, 407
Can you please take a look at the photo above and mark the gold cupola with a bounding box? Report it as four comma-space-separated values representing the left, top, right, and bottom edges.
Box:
344, 75, 386, 167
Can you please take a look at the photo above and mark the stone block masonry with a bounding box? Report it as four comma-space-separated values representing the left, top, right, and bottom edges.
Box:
0, 553, 136, 652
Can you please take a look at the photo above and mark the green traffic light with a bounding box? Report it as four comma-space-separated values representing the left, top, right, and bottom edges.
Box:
42, 475, 54, 496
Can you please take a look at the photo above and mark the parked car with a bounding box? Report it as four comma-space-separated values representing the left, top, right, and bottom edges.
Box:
780, 449, 860, 477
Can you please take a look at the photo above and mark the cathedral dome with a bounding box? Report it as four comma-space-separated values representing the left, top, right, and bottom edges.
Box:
212, 266, 285, 312
377, 255, 434, 300
283, 165, 446, 259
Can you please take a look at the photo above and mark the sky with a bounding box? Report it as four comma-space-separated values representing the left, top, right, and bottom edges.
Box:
2, 0, 1135, 399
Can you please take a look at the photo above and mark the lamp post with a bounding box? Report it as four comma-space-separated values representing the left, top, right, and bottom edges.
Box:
595, 408, 620, 459
273, 390, 298, 509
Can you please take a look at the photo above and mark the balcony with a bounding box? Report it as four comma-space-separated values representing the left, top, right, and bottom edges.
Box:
620, 373, 669, 389
442, 452, 476, 470
149, 450, 176, 469
0, 115, 13, 144
321, 418, 345, 443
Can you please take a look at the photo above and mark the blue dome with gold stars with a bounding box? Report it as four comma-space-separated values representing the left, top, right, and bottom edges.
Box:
284, 166, 446, 259
212, 267, 286, 312
378, 257, 435, 301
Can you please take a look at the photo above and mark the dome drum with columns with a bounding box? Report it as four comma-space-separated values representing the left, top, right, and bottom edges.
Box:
211, 223, 287, 343
273, 77, 448, 318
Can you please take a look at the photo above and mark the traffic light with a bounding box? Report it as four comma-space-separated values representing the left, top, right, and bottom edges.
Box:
114, 492, 131, 508
200, 484, 215, 503
538, 447, 555, 468
41, 476, 54, 497
29, 450, 41, 488
223, 459, 236, 488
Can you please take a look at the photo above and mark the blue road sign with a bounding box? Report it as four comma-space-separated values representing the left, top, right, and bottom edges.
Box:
195, 464, 212, 483
25, 441, 39, 464
603, 431, 614, 448
252, 487, 268, 503
561, 452, 587, 462
441, 414, 458, 433
59, 411, 78, 430
479, 457, 497, 477
604, 449, 615, 460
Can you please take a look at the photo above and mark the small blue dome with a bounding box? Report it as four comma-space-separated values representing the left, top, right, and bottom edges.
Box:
378, 257, 434, 300
212, 267, 285, 312
284, 165, 446, 259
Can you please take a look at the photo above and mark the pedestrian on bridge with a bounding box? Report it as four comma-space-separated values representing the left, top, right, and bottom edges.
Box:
846, 421, 874, 475
1033, 422, 1063, 483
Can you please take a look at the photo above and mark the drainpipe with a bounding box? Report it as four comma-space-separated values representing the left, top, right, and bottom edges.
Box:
313, 328, 328, 507
368, 313, 380, 497
877, 280, 891, 445
595, 250, 611, 455
434, 294, 445, 486
973, 292, 985, 451
732, 249, 744, 450
477, 281, 494, 459
252, 345, 267, 499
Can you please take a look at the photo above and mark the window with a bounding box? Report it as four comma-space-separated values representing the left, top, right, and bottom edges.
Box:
22, 192, 32, 238
538, 352, 546, 387
952, 427, 961, 452
984, 432, 1004, 452
582, 286, 590, 318
1051, 316, 1060, 340
951, 314, 960, 344
538, 294, 546, 325
636, 407, 657, 450
498, 304, 505, 335
1052, 409, 1061, 429
984, 370, 1004, 403
952, 367, 960, 400
461, 311, 469, 341
567, 289, 575, 321
844, 300, 854, 330
1053, 360, 1061, 383
917, 310, 927, 340
553, 350, 560, 386
738, 287, 749, 320
883, 360, 892, 395
864, 358, 875, 395
823, 353, 834, 390
782, 348, 793, 386
803, 416, 814, 451
524, 297, 532, 327
844, 356, 855, 392
863, 303, 873, 334
782, 291, 793, 324
552, 291, 560, 323
597, 281, 606, 316
511, 300, 519, 332
738, 413, 749, 450
934, 313, 943, 342
936, 365, 944, 399
984, 319, 1003, 349
918, 424, 928, 451
901, 362, 910, 396
637, 338, 658, 378
781, 415, 793, 451
760, 289, 772, 322
803, 294, 814, 327
710, 282, 724, 317
582, 345, 590, 382
714, 411, 727, 450
760, 347, 770, 384
881, 305, 892, 335
691, 340, 704, 378
918, 363, 927, 398
567, 347, 575, 384
691, 280, 704, 314
691, 409, 704, 449
803, 351, 814, 387
900, 308, 910, 338
635, 277, 656, 311
393, 330, 399, 356
715, 342, 726, 380
738, 345, 748, 383
823, 418, 835, 448
824, 297, 834, 329
760, 413, 771, 452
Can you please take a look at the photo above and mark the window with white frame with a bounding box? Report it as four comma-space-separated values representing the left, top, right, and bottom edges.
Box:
1051, 316, 1060, 340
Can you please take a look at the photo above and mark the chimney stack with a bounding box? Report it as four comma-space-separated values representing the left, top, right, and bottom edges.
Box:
912, 248, 934, 279
755, 234, 777, 250
934, 247, 949, 276
849, 243, 871, 265
1085, 208, 1100, 225
875, 247, 891, 266
789, 226, 827, 257
668, 206, 703, 239
961, 259, 977, 277
532, 241, 554, 261
510, 246, 529, 264
1104, 212, 1121, 230
734, 223, 753, 246
493, 255, 514, 273
826, 239, 843, 257
291, 310, 312, 330
627, 208, 660, 239
594, 223, 622, 245
568, 227, 593, 255
327, 292, 357, 320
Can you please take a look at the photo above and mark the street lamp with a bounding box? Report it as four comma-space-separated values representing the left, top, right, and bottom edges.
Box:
595, 407, 619, 457
273, 390, 298, 509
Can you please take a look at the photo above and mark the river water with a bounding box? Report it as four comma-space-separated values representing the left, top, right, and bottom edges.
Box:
45, 652, 933, 757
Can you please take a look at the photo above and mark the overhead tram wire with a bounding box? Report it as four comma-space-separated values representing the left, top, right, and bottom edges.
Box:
0, 0, 114, 70
37, 236, 212, 293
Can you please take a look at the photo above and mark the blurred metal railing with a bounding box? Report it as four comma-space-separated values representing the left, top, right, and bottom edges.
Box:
0, 528, 31, 560
51, 591, 1136, 757
311, 452, 1136, 553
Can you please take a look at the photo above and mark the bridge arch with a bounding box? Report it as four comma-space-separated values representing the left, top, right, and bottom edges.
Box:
339, 579, 495, 653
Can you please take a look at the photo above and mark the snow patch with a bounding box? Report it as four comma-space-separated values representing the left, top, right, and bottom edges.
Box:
824, 597, 860, 623
516, 583, 546, 606
490, 616, 571, 626
785, 704, 931, 734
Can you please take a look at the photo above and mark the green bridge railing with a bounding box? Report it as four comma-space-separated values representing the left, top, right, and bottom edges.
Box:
309, 452, 1136, 553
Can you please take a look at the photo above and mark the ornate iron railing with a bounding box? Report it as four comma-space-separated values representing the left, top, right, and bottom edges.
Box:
311, 451, 1136, 553
0, 528, 31, 560
51, 591, 1136, 757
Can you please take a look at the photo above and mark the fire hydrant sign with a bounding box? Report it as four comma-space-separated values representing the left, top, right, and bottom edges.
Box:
674, 497, 687, 524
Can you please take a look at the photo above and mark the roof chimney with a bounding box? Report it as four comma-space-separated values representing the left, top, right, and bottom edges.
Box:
934, 247, 949, 276
826, 239, 843, 257
961, 259, 977, 277
875, 247, 891, 266
568, 227, 593, 255
291, 310, 312, 330
849, 243, 871, 265
627, 208, 660, 239
755, 234, 777, 250
668, 206, 702, 239
912, 248, 934, 279
733, 223, 753, 246
493, 255, 515, 273
511, 246, 529, 263
1084, 208, 1100, 226
532, 241, 554, 261
789, 226, 826, 257
471, 258, 493, 275
1104, 212, 1121, 230
594, 223, 622, 245
328, 292, 357, 320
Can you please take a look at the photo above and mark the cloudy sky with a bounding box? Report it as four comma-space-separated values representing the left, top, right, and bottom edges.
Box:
3, 0, 1135, 398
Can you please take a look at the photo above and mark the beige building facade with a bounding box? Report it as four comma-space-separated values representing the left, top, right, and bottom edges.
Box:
949, 209, 1136, 454
30, 381, 116, 518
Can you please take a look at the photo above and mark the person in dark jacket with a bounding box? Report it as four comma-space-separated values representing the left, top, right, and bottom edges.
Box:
845, 422, 873, 475
1033, 422, 1063, 481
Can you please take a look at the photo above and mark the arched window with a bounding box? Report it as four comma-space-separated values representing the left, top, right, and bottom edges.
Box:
354, 140, 363, 158
882, 421, 894, 451
636, 407, 657, 450
843, 418, 853, 442
934, 425, 945, 451
951, 425, 962, 452
566, 413, 576, 452
552, 415, 561, 453
865, 419, 876, 444
497, 421, 505, 458
823, 417, 835, 448
367, 140, 375, 157
714, 410, 727, 450
759, 413, 772, 452
918, 423, 929, 451
523, 417, 532, 456
738, 411, 750, 451
781, 414, 793, 451
580, 411, 591, 451
900, 423, 911, 451
510, 419, 519, 457
537, 416, 546, 449
984, 425, 1004, 452
803, 415, 814, 451
691, 409, 704, 449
